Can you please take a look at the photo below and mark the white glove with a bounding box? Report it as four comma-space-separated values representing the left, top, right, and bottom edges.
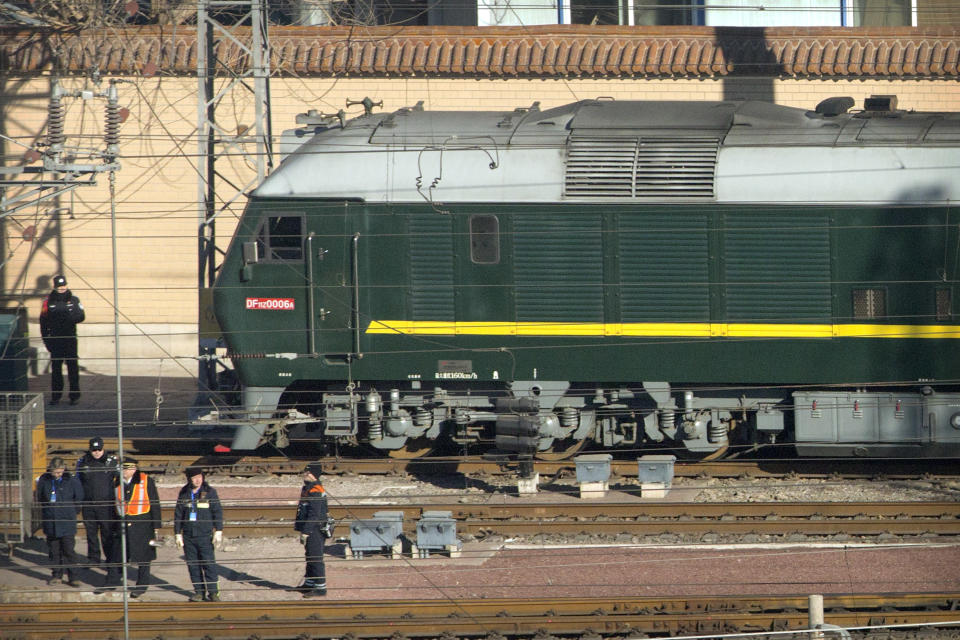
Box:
300, 533, 308, 545
213, 530, 222, 545
175, 534, 184, 549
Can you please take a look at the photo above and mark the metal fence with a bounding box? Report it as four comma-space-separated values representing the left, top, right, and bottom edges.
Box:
0, 392, 44, 552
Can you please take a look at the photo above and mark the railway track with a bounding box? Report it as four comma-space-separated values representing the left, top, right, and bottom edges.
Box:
149, 501, 960, 538
44, 438, 960, 480
4, 592, 960, 639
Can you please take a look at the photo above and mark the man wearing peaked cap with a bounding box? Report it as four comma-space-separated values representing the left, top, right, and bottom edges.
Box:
103, 456, 160, 597
76, 436, 118, 566
40, 273, 85, 406
174, 466, 224, 601
294, 462, 329, 597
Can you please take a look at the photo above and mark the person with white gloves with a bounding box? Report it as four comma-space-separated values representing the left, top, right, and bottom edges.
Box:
173, 466, 223, 601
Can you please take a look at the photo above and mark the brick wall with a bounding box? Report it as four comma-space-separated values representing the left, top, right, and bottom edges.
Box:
3, 74, 958, 367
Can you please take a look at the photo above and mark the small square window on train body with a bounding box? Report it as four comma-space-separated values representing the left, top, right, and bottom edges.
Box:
470, 215, 500, 265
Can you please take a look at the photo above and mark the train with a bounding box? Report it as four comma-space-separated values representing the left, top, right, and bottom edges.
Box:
207, 95, 960, 460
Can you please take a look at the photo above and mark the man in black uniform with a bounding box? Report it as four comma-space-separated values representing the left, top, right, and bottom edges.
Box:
75, 436, 118, 567
40, 274, 85, 405
294, 461, 329, 597
174, 466, 224, 601
36, 456, 85, 586
105, 458, 161, 598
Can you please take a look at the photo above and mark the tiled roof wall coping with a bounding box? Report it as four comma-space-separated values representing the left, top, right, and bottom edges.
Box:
2, 25, 958, 77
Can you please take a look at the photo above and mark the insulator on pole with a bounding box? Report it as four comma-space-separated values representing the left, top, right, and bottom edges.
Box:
47, 82, 66, 151
104, 83, 121, 160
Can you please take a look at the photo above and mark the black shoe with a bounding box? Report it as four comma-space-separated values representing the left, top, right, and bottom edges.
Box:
69, 396, 80, 405
303, 587, 327, 597
293, 583, 313, 593
206, 593, 221, 602
94, 586, 117, 594
47, 577, 62, 585
129, 591, 144, 599
189, 592, 204, 602
66, 579, 81, 587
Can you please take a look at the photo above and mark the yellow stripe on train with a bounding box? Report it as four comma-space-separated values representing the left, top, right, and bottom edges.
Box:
365, 321, 960, 339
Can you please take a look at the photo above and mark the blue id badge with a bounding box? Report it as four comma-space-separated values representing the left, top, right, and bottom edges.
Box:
189, 510, 197, 521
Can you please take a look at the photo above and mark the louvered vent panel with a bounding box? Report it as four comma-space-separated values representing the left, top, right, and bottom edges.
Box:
724, 213, 832, 322
565, 138, 637, 199
565, 137, 718, 201
514, 214, 604, 322
635, 139, 718, 200
619, 214, 710, 322
408, 214, 454, 321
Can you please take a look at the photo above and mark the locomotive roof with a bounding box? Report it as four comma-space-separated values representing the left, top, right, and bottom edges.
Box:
257, 98, 960, 204
296, 98, 960, 147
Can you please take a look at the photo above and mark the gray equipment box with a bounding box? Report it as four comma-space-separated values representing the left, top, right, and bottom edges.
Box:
637, 454, 676, 486
349, 510, 404, 558
416, 510, 460, 557
574, 453, 612, 483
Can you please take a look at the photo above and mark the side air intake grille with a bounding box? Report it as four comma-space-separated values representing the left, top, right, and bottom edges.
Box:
564, 137, 718, 200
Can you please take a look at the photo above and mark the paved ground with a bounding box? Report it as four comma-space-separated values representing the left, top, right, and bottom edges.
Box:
4, 473, 960, 604
9, 369, 960, 606
4, 529, 959, 604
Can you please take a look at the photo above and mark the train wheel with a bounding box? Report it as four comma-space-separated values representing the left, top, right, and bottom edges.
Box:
386, 437, 436, 459
535, 437, 589, 461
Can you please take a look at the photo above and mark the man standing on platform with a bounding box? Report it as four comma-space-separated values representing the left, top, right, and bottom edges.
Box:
174, 466, 224, 601
40, 274, 85, 405
107, 458, 161, 598
75, 436, 118, 568
36, 456, 85, 587
294, 461, 329, 597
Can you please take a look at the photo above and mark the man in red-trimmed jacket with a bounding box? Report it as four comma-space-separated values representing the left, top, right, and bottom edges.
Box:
294, 461, 329, 597
40, 274, 84, 406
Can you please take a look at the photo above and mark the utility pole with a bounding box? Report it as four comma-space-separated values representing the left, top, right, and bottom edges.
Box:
195, 0, 273, 410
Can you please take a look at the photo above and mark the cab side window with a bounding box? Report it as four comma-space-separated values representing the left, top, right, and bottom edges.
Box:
257, 215, 304, 262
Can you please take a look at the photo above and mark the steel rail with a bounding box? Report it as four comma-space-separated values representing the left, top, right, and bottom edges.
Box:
4, 593, 960, 640
151, 501, 960, 538
4, 501, 958, 539
43, 440, 960, 479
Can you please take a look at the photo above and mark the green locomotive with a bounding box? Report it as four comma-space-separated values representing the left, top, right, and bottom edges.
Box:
211, 96, 960, 458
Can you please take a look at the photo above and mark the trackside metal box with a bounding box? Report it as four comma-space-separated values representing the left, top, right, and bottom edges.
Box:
349, 510, 404, 555
574, 453, 612, 483
637, 454, 676, 486
416, 510, 459, 557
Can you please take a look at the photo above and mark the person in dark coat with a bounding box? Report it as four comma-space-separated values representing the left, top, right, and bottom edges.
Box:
174, 466, 224, 601
75, 436, 118, 566
36, 456, 85, 586
104, 458, 161, 598
294, 461, 329, 597
39, 274, 85, 405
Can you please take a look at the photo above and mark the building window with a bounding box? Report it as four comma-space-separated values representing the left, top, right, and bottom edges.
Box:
470, 215, 500, 264
257, 215, 304, 262
936, 288, 952, 322
852, 288, 886, 320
